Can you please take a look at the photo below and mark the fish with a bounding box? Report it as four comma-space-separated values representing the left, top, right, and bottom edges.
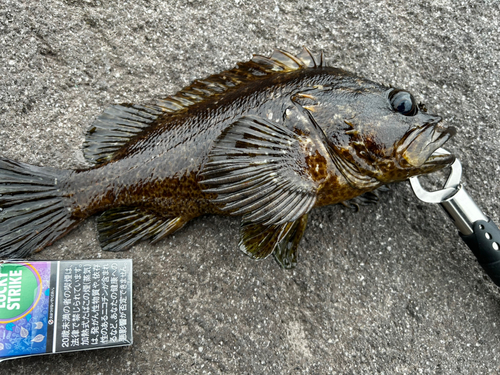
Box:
0, 48, 455, 268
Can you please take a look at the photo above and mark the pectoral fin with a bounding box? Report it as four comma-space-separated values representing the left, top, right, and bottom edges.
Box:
200, 115, 326, 226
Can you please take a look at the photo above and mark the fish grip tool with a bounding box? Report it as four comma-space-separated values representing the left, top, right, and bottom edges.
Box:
409, 148, 500, 287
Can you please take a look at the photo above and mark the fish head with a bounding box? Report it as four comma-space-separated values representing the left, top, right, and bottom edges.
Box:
300, 78, 456, 184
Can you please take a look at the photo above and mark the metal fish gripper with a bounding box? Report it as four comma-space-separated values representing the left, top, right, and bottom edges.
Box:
410, 148, 500, 287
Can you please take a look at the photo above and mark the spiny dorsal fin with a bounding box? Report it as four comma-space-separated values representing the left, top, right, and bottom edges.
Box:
153, 47, 325, 114
84, 48, 325, 165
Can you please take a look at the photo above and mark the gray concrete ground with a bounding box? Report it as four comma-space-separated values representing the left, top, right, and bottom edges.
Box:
1, 0, 500, 373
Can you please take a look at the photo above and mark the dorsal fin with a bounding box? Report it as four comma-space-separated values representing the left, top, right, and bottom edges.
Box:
152, 47, 325, 114
83, 104, 163, 165
84, 48, 325, 165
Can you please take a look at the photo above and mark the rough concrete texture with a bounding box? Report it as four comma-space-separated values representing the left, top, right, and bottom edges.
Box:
1, 0, 500, 373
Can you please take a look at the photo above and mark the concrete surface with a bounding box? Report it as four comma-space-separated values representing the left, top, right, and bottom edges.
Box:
1, 0, 500, 373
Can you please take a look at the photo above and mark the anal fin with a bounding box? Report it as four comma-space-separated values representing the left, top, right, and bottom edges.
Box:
239, 214, 308, 269
97, 207, 186, 252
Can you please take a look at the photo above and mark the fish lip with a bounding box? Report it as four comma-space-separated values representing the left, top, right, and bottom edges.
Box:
400, 123, 457, 167
420, 124, 457, 165
421, 148, 456, 167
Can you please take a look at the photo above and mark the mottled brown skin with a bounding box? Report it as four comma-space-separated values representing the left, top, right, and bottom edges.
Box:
0, 49, 455, 259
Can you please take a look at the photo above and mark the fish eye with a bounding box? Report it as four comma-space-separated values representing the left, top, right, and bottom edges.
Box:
388, 89, 417, 116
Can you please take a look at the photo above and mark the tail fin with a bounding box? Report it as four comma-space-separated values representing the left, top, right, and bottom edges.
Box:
0, 157, 81, 258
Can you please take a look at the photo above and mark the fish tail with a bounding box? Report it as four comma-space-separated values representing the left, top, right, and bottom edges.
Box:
0, 157, 81, 258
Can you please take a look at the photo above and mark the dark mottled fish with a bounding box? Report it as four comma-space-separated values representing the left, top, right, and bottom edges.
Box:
0, 48, 455, 267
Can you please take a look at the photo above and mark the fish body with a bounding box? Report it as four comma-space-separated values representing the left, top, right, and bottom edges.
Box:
0, 49, 455, 267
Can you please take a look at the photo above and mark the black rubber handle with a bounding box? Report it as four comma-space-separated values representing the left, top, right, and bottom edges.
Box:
460, 220, 500, 287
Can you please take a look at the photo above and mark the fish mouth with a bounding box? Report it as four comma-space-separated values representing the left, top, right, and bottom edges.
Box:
421, 147, 456, 168
399, 123, 456, 168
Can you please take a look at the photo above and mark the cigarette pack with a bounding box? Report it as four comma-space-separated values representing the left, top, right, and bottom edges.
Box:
0, 259, 133, 361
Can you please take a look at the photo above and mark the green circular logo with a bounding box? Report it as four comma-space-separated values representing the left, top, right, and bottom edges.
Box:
0, 263, 42, 323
